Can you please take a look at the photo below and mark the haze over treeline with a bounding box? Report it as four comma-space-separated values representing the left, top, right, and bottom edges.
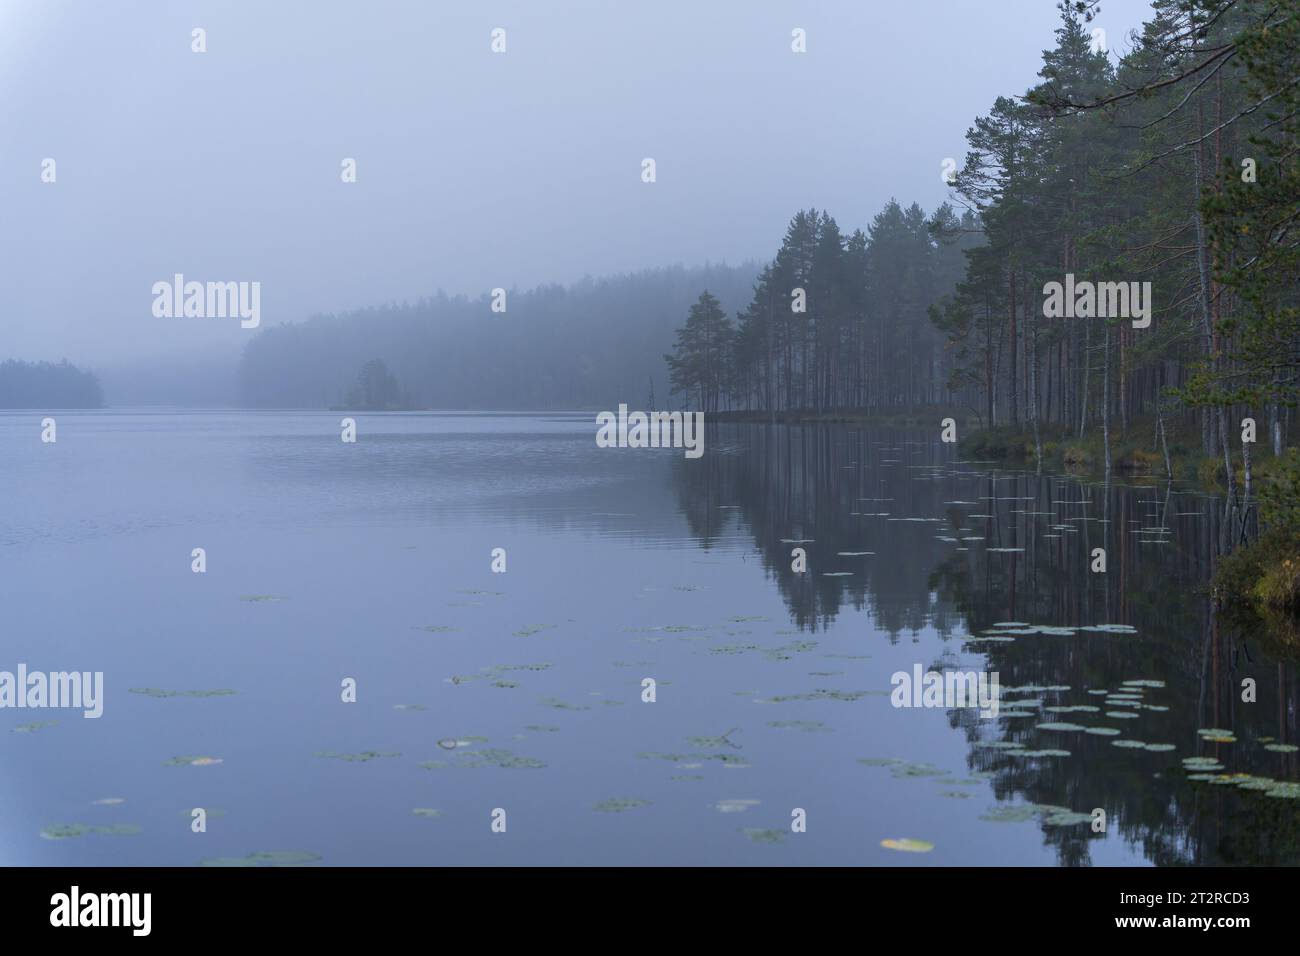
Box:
238, 264, 758, 409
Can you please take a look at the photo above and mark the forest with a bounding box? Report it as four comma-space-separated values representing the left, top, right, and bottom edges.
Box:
669, 2, 1296, 446
664, 1, 1298, 578
0, 359, 104, 409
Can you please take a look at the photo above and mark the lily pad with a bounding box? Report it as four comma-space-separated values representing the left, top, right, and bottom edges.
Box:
41, 823, 141, 840
593, 797, 650, 812
881, 838, 934, 852
200, 850, 321, 867
314, 751, 400, 762
11, 721, 57, 733
164, 755, 223, 766
714, 799, 760, 813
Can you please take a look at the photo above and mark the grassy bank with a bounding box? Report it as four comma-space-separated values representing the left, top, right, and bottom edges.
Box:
959, 418, 1295, 490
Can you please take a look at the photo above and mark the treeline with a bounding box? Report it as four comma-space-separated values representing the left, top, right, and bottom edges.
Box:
929, 0, 1299, 483
664, 202, 977, 414
0, 359, 103, 408
238, 264, 757, 409
665, 0, 1298, 552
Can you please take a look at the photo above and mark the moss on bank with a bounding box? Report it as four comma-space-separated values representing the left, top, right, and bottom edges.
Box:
1214, 449, 1300, 644
959, 418, 1292, 491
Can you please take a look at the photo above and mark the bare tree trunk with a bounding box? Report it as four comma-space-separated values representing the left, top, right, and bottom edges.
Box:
1030, 286, 1042, 473
1103, 321, 1112, 476
1157, 401, 1174, 480
1242, 410, 1254, 543
1078, 317, 1090, 438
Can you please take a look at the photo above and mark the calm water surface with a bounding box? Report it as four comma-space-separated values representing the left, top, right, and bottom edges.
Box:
1, 411, 1297, 865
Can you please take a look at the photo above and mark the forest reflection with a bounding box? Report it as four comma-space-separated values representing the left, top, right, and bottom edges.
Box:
672, 423, 1300, 865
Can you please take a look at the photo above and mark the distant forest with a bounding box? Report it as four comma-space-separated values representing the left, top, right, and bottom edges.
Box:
237, 264, 757, 410
0, 360, 103, 409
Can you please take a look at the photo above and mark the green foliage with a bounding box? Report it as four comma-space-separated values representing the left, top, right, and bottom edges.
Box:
664, 291, 732, 413
1216, 450, 1300, 615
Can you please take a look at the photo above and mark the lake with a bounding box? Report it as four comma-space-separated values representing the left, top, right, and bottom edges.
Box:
2, 410, 1297, 865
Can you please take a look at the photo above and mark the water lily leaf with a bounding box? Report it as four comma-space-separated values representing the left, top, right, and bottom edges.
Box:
164, 755, 223, 766
1263, 743, 1299, 753
1044, 705, 1100, 714
540, 697, 591, 711
41, 823, 141, 840
1042, 811, 1093, 826
593, 797, 650, 812
888, 762, 951, 778
881, 838, 934, 852
512, 624, 556, 637
714, 799, 760, 813
201, 850, 321, 867
11, 721, 56, 733
314, 751, 400, 762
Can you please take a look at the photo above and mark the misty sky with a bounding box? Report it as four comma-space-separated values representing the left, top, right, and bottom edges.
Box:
0, 0, 1158, 367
